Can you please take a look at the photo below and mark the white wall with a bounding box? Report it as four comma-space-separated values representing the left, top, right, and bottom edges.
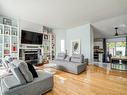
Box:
53, 29, 66, 55
90, 25, 94, 63
54, 24, 94, 63
66, 24, 93, 63
19, 19, 43, 33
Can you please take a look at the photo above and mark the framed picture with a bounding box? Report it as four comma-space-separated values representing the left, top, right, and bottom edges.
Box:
3, 18, 12, 26
44, 35, 48, 40
71, 39, 80, 54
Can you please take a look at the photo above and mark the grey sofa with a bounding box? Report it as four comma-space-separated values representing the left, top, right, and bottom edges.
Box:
0, 60, 53, 95
51, 53, 87, 74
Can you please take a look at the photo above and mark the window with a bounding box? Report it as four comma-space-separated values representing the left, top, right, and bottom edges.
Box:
107, 41, 126, 56
116, 42, 126, 56
61, 40, 65, 52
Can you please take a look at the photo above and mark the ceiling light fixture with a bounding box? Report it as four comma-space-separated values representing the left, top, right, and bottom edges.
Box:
114, 27, 118, 36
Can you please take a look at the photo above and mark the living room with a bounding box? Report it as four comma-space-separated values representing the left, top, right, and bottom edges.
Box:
0, 0, 127, 95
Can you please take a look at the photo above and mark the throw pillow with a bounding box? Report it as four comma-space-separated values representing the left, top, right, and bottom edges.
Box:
9, 64, 26, 85
64, 55, 70, 62
27, 63, 38, 78
71, 54, 84, 63
12, 60, 34, 83
56, 53, 66, 60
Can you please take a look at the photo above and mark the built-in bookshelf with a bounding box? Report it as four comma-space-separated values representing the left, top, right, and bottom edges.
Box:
51, 33, 56, 60
0, 16, 19, 59
94, 46, 104, 62
43, 26, 56, 60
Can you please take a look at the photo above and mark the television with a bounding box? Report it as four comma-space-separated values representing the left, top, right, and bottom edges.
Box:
21, 30, 43, 45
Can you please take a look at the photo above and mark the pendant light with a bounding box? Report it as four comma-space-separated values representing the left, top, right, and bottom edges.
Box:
114, 27, 118, 36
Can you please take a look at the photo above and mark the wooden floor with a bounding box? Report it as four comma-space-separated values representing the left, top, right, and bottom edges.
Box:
44, 65, 127, 95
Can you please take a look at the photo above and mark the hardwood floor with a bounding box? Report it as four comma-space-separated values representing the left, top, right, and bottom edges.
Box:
44, 65, 127, 95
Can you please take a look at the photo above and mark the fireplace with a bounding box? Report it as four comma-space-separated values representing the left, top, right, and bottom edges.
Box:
19, 49, 43, 65
25, 51, 38, 65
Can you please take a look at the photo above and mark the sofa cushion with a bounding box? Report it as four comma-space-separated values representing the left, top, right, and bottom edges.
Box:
27, 63, 38, 78
56, 53, 66, 60
64, 55, 70, 62
71, 54, 84, 63
9, 64, 26, 85
12, 60, 33, 83
1, 71, 54, 95
2, 75, 22, 89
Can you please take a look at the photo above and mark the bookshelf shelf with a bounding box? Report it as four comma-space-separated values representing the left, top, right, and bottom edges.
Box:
42, 26, 56, 60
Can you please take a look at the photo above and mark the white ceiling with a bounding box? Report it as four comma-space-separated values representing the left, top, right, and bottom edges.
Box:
0, 0, 127, 38
93, 14, 127, 38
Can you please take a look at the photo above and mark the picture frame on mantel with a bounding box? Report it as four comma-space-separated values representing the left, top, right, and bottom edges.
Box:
71, 39, 80, 55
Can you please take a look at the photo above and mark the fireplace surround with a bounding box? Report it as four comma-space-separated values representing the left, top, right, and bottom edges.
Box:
25, 50, 38, 65
19, 49, 43, 65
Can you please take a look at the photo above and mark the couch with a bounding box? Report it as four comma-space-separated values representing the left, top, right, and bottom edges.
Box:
50, 53, 87, 74
0, 60, 53, 95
